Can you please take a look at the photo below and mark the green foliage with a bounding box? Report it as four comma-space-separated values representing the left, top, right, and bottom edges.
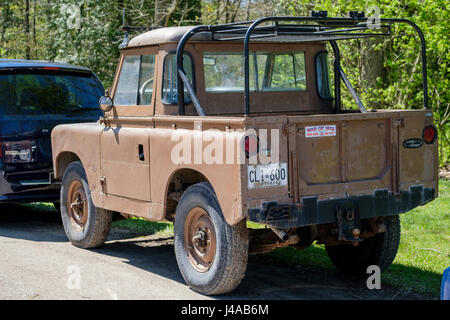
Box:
0, 0, 201, 89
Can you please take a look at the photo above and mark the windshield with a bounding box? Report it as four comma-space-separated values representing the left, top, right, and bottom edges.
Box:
203, 51, 306, 92
0, 71, 103, 115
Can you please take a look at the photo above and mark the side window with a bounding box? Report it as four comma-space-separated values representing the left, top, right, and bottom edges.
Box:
315, 52, 333, 100
162, 53, 193, 104
114, 54, 155, 106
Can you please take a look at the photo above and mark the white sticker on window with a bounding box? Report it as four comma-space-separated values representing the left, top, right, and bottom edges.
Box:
305, 125, 336, 138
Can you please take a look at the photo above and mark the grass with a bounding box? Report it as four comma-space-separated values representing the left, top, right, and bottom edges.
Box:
112, 217, 174, 238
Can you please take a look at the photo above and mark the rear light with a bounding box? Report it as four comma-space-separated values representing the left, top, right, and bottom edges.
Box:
423, 125, 437, 144
43, 67, 60, 70
244, 135, 259, 157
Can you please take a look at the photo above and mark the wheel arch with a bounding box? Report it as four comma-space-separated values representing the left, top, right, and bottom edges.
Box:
164, 168, 209, 221
54, 151, 81, 179
162, 167, 245, 226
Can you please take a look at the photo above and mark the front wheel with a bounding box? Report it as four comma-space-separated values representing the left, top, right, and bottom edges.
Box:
174, 182, 248, 295
60, 161, 112, 249
325, 215, 401, 276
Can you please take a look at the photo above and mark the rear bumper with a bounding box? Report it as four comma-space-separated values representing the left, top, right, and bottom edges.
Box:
0, 170, 60, 203
248, 185, 435, 228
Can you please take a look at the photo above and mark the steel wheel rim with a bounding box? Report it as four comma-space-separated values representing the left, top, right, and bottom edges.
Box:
184, 207, 217, 272
66, 180, 88, 230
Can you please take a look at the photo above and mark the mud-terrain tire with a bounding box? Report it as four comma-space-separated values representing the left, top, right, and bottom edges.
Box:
174, 182, 248, 295
60, 161, 112, 249
325, 215, 400, 276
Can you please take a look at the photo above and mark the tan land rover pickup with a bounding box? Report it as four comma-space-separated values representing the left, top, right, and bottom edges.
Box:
51, 13, 439, 295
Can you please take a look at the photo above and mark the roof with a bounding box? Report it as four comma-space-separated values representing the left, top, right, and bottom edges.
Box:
0, 59, 92, 72
127, 26, 201, 47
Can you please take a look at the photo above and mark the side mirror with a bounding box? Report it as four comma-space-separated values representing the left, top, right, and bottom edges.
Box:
99, 89, 113, 112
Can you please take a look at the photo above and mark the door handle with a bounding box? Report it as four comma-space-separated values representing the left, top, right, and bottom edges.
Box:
138, 144, 145, 161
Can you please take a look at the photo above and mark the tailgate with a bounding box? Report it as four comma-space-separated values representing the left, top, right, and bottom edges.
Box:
287, 110, 436, 201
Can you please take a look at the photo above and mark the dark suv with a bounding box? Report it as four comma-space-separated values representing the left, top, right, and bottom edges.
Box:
0, 60, 104, 204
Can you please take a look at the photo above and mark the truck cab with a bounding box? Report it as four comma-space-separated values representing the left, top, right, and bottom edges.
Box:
51, 13, 438, 295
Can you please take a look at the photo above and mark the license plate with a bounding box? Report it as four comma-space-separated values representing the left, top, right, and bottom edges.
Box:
4, 149, 31, 162
248, 163, 288, 189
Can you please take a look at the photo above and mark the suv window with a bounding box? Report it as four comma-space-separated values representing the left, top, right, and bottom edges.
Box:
0, 71, 103, 115
162, 53, 193, 104
114, 54, 156, 105
203, 52, 306, 92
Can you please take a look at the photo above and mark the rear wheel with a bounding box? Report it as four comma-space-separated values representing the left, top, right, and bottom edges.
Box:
60, 161, 112, 249
325, 215, 400, 276
174, 182, 248, 295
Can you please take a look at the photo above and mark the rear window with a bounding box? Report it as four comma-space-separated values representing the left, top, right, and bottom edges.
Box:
203, 51, 306, 92
0, 71, 103, 115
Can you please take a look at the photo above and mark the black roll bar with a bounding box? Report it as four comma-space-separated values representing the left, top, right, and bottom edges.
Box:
329, 40, 341, 113
175, 15, 429, 116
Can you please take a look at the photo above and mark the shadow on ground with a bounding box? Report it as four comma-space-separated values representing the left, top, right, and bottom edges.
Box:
0, 203, 437, 300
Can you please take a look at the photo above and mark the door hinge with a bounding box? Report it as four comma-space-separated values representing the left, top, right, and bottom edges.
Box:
99, 176, 106, 192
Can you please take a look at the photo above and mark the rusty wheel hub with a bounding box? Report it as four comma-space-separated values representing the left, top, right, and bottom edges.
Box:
67, 180, 88, 230
184, 207, 217, 272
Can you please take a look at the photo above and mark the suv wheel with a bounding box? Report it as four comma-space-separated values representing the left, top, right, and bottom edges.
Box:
325, 215, 400, 276
174, 182, 248, 295
60, 161, 112, 249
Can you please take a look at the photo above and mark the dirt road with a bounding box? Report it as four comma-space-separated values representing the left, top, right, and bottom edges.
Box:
0, 204, 430, 300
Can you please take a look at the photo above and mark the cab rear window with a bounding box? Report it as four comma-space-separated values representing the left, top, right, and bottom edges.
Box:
203, 51, 306, 92
0, 71, 103, 115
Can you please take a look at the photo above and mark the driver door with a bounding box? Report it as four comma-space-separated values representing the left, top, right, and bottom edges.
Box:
100, 50, 157, 202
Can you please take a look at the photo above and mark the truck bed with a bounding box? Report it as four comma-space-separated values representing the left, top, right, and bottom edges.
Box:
247, 109, 438, 228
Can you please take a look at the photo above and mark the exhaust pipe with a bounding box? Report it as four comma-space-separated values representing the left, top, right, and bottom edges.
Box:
270, 227, 289, 241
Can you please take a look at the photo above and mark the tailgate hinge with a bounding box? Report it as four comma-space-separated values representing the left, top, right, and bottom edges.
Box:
394, 118, 404, 128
